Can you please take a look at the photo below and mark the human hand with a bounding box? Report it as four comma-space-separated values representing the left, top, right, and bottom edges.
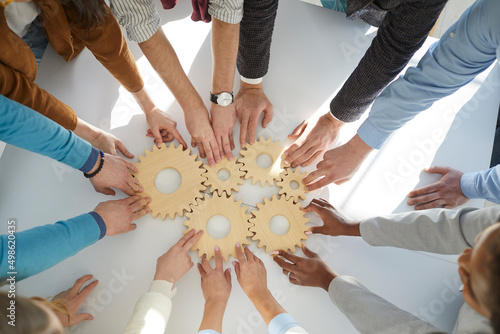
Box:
144, 107, 187, 149
185, 107, 221, 167
89, 153, 143, 196
407, 166, 468, 210
93, 196, 150, 236
303, 134, 373, 191
210, 103, 236, 160
283, 113, 343, 168
235, 82, 273, 147
232, 243, 268, 300
273, 244, 337, 291
51, 275, 99, 327
154, 229, 203, 284
198, 246, 232, 304
302, 198, 360, 236
90, 130, 134, 159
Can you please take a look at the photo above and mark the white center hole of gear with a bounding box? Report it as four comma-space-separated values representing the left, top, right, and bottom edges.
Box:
289, 181, 299, 190
256, 153, 273, 169
155, 168, 182, 194
269, 215, 290, 236
217, 168, 231, 181
207, 215, 231, 239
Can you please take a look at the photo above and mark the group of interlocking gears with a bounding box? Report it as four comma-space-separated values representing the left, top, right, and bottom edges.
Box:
132, 137, 310, 261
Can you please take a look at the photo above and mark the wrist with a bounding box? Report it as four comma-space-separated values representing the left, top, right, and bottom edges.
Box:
349, 134, 373, 156
247, 288, 273, 304
87, 152, 102, 175
324, 112, 344, 129
84, 151, 105, 179
321, 271, 337, 292
205, 299, 228, 309
346, 221, 361, 237
240, 80, 263, 90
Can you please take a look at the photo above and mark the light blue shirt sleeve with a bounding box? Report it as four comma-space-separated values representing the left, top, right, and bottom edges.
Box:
0, 212, 106, 281
268, 313, 308, 334
357, 0, 500, 149
198, 330, 220, 334
461, 166, 500, 203
0, 95, 99, 173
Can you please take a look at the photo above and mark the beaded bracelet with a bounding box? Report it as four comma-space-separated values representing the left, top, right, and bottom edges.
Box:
84, 150, 105, 178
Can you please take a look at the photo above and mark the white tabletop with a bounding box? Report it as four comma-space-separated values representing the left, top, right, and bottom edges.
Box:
1, 0, 500, 333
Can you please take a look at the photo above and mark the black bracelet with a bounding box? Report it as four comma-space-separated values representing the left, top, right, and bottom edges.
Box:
84, 150, 105, 179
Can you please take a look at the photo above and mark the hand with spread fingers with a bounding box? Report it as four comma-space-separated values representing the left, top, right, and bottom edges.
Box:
302, 198, 361, 237
407, 166, 468, 210
90, 130, 134, 159
50, 275, 99, 327
90, 153, 143, 196
283, 113, 343, 168
154, 229, 204, 284
198, 246, 232, 333
210, 103, 236, 161
235, 82, 273, 147
144, 107, 187, 150
93, 196, 151, 236
303, 134, 373, 191
185, 108, 222, 167
273, 243, 337, 291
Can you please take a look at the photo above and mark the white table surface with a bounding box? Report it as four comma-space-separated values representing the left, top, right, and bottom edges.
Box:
1, 0, 500, 333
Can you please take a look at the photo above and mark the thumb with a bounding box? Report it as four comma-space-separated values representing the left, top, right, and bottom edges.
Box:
232, 261, 240, 279
424, 166, 448, 175
288, 121, 307, 139
97, 187, 116, 196
308, 226, 324, 235
224, 268, 232, 284
302, 243, 317, 258
74, 312, 94, 324
262, 106, 273, 128
151, 127, 162, 149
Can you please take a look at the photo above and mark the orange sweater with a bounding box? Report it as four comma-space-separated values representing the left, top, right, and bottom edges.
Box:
0, 0, 144, 130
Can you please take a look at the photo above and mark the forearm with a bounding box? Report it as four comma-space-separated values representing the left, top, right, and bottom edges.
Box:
329, 276, 445, 334
130, 88, 156, 114
249, 290, 286, 325
138, 29, 206, 113
0, 213, 104, 281
360, 206, 500, 253
211, 18, 240, 93
331, 0, 446, 123
198, 301, 227, 333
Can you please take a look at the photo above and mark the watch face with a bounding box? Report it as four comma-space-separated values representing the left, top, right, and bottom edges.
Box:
217, 92, 233, 107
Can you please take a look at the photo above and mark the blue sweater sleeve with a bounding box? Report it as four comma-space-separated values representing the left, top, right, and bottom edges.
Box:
0, 212, 106, 282
357, 0, 500, 149
461, 166, 500, 203
0, 95, 98, 173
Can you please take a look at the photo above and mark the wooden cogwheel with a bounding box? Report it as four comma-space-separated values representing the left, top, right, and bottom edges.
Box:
277, 168, 308, 204
239, 136, 288, 187
133, 143, 207, 220
249, 195, 310, 253
184, 193, 253, 261
203, 156, 245, 197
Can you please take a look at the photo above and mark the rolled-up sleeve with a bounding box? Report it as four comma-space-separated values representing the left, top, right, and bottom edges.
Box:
110, 0, 161, 43
209, 0, 244, 24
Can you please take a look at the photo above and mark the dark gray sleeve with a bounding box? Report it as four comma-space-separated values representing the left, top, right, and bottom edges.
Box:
236, 0, 279, 79
360, 207, 500, 254
330, 0, 447, 122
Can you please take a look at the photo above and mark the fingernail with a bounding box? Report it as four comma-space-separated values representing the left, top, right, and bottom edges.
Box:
197, 230, 204, 235
305, 231, 312, 235
146, 197, 151, 203
145, 207, 150, 213
139, 187, 144, 192
236, 242, 240, 247
90, 316, 94, 320
291, 164, 296, 168
232, 261, 237, 266
305, 186, 310, 191
284, 159, 289, 164
215, 246, 220, 251
270, 250, 279, 255
227, 268, 231, 273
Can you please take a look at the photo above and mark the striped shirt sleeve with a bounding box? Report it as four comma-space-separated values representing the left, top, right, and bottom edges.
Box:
110, 0, 161, 43
209, 0, 244, 24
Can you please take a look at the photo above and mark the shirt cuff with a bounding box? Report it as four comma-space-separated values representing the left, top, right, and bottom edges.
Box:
88, 211, 106, 240
460, 172, 479, 199
149, 280, 177, 299
78, 147, 100, 173
241, 76, 263, 85
268, 313, 301, 334
357, 119, 387, 149
198, 330, 220, 334
208, 0, 243, 24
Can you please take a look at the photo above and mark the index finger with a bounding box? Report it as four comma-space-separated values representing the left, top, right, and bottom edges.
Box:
171, 128, 188, 150
408, 183, 439, 198
235, 242, 246, 263
239, 114, 249, 147
215, 246, 223, 270
177, 229, 197, 248
277, 250, 301, 264
123, 159, 139, 173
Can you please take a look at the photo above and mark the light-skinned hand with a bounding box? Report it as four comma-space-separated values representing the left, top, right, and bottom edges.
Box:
273, 244, 337, 291
302, 198, 360, 237
232, 244, 268, 300
93, 196, 150, 236
51, 275, 99, 327
210, 103, 236, 161
144, 107, 187, 149
89, 153, 143, 196
407, 166, 468, 210
90, 130, 134, 159
235, 82, 273, 147
185, 107, 221, 167
198, 246, 232, 304
283, 113, 343, 168
154, 229, 203, 284
303, 134, 373, 190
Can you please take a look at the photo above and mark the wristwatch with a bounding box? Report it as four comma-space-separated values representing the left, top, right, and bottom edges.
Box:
210, 92, 234, 107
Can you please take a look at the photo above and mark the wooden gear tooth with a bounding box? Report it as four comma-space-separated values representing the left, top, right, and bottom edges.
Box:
184, 193, 252, 262
132, 143, 207, 220
202, 156, 245, 196
249, 195, 310, 253
277, 168, 308, 203
239, 136, 289, 187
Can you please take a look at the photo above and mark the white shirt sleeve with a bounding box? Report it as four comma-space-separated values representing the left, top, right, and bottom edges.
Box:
123, 280, 176, 334
110, 0, 161, 43
208, 0, 244, 24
